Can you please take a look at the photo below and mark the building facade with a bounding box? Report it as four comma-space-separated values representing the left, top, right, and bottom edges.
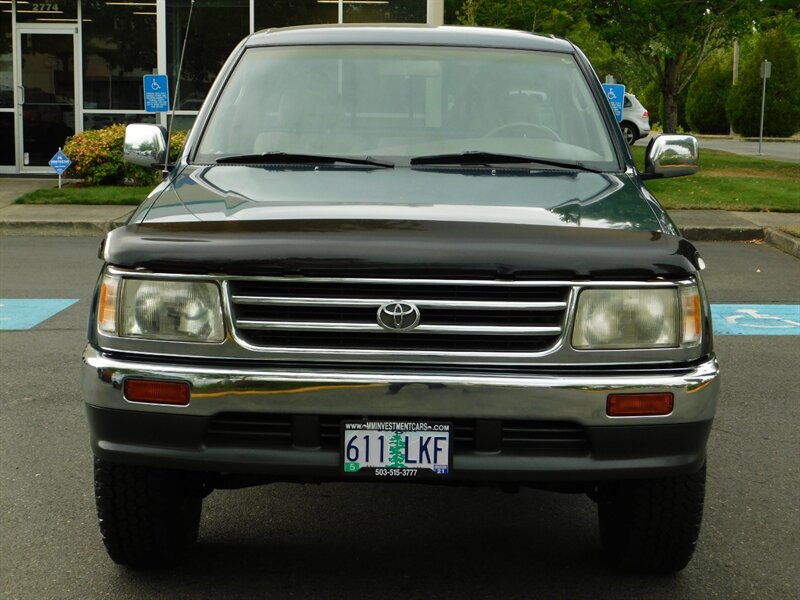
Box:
0, 0, 445, 173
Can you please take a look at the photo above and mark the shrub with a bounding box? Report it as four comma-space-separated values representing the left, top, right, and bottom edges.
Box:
686, 52, 733, 134
727, 27, 800, 137
63, 124, 187, 186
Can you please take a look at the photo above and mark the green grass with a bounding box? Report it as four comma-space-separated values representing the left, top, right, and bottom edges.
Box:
15, 185, 152, 205
632, 147, 800, 212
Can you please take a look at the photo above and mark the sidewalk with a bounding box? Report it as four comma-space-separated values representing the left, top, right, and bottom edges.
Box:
1, 178, 799, 258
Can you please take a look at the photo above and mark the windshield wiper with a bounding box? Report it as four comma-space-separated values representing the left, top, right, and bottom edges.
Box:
409, 151, 601, 173
215, 152, 393, 168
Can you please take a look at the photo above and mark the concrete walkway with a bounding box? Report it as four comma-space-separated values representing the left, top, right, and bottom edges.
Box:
0, 177, 62, 209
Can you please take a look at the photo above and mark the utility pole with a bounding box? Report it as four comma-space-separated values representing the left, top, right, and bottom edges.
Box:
730, 38, 739, 136
759, 59, 771, 156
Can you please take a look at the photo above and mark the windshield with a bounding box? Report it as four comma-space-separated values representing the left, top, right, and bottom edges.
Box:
194, 45, 618, 169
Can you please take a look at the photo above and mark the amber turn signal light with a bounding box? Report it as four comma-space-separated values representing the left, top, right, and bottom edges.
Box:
124, 379, 191, 406
607, 393, 673, 417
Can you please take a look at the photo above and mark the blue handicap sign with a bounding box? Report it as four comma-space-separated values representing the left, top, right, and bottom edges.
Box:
48, 149, 71, 175
602, 83, 626, 122
143, 74, 170, 113
0, 299, 79, 330
711, 304, 800, 336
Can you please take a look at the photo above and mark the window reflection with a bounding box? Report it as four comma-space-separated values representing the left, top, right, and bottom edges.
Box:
254, 0, 337, 30
84, 113, 156, 131
167, 0, 248, 110
1, 7, 11, 109
83, 1, 157, 110
343, 0, 426, 24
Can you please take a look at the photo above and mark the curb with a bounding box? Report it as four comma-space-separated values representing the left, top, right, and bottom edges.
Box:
0, 219, 128, 237
764, 228, 800, 259
681, 226, 800, 258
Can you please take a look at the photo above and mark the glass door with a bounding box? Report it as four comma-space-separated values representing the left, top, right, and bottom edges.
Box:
16, 26, 78, 170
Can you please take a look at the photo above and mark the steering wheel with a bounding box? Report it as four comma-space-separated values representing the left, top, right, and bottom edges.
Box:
483, 122, 562, 141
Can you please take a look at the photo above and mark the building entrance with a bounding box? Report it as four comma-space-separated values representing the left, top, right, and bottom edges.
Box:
16, 25, 78, 170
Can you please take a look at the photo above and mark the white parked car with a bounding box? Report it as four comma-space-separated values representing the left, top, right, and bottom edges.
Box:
621, 93, 651, 145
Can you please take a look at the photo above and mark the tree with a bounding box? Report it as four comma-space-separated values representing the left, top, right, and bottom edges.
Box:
583, 0, 759, 133
453, 1, 621, 86
727, 26, 800, 137
686, 51, 733, 134
388, 433, 406, 469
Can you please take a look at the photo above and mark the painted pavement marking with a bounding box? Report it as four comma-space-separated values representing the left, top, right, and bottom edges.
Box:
0, 299, 79, 330
711, 304, 800, 336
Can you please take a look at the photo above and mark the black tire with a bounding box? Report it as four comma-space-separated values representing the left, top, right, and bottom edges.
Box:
93, 457, 204, 568
620, 122, 638, 146
595, 463, 706, 573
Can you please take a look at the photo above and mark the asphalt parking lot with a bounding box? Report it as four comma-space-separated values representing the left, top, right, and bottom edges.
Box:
1, 237, 798, 600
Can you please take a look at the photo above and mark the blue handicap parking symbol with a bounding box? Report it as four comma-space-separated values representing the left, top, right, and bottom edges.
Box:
0, 299, 79, 330
143, 74, 170, 113
711, 304, 800, 336
602, 83, 626, 122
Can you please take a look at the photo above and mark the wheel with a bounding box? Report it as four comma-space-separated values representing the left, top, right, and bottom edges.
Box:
483, 122, 562, 141
620, 122, 638, 146
594, 463, 706, 573
93, 457, 205, 568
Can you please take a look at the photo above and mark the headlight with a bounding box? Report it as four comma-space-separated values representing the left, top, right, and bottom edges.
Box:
572, 285, 701, 350
98, 274, 224, 342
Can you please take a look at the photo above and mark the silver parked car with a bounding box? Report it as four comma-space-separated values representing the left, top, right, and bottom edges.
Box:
621, 93, 651, 145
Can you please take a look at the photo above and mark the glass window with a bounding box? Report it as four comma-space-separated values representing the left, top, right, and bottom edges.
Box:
195, 45, 618, 169
167, 0, 248, 111
82, 2, 157, 110
1, 5, 12, 108
0, 112, 13, 165
84, 112, 156, 131
15, 0, 77, 23
20, 31, 75, 166
167, 113, 197, 132
343, 0, 426, 23
254, 0, 337, 30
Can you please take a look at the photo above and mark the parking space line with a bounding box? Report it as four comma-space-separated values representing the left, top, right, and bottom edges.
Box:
0, 299, 79, 330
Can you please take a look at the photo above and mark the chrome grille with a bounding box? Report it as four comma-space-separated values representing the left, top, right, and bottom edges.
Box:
227, 278, 571, 354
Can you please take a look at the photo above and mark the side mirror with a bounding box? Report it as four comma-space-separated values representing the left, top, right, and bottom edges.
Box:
642, 134, 699, 180
123, 123, 167, 169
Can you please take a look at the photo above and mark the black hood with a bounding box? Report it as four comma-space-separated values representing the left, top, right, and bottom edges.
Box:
105, 165, 696, 279
135, 165, 669, 231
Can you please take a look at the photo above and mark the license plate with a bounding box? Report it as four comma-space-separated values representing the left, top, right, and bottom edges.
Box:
342, 420, 451, 478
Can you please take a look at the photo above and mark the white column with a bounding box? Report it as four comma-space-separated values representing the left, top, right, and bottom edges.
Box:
427, 0, 444, 26
157, 0, 167, 127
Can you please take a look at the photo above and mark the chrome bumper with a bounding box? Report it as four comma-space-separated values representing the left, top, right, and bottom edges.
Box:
83, 346, 719, 427
83, 346, 719, 481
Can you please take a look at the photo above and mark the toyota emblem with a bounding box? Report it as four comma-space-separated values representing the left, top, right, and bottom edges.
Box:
377, 302, 421, 332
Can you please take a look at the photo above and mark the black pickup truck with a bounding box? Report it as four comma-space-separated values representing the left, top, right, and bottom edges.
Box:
83, 25, 719, 572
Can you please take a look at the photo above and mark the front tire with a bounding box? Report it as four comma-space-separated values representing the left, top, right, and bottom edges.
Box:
620, 122, 638, 146
595, 463, 706, 573
93, 457, 204, 568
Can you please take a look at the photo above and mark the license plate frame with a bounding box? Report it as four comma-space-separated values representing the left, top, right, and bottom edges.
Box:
341, 420, 452, 478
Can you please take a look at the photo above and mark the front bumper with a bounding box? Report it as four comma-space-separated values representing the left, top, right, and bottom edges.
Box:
83, 346, 719, 483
